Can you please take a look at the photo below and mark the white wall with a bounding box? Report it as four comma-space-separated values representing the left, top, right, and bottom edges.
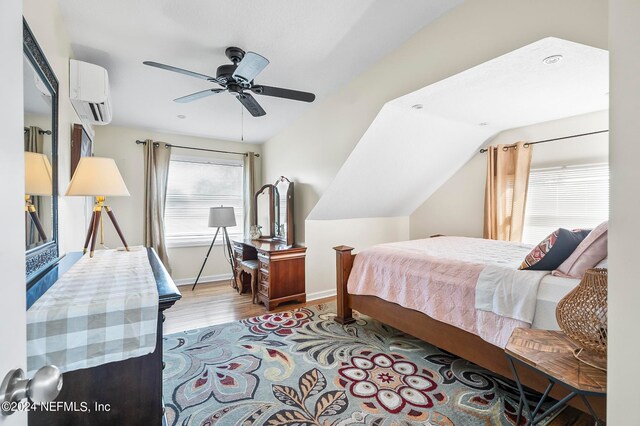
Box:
93, 125, 262, 284
0, 0, 26, 424
608, 1, 640, 424
23, 0, 87, 256
410, 110, 609, 239
305, 217, 410, 298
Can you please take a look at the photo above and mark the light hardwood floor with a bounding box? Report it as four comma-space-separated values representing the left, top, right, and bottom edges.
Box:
164, 280, 332, 334
163, 280, 597, 425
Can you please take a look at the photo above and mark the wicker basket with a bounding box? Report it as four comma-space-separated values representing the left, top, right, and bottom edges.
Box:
556, 268, 608, 355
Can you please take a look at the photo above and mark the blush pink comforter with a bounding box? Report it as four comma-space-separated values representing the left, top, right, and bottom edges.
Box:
347, 237, 534, 348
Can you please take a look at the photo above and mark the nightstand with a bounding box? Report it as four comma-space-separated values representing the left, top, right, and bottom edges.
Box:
505, 328, 606, 425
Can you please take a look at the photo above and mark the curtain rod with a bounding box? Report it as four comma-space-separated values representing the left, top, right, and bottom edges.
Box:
135, 140, 260, 157
478, 129, 609, 153
24, 127, 52, 135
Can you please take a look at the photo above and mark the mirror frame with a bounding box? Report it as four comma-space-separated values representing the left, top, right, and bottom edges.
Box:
273, 176, 295, 245
24, 18, 60, 285
254, 184, 276, 238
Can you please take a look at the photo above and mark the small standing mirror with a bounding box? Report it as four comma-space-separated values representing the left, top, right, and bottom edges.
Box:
274, 176, 295, 245
254, 184, 276, 238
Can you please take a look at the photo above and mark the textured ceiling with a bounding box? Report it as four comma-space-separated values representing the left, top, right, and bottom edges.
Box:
58, 0, 462, 143
310, 38, 609, 220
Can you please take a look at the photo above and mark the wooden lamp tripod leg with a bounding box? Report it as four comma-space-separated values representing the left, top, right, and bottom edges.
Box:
27, 208, 48, 242
89, 209, 102, 258
104, 206, 129, 251
83, 211, 97, 254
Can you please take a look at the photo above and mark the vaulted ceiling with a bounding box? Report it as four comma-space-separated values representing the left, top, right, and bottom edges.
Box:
58, 0, 462, 143
309, 38, 609, 220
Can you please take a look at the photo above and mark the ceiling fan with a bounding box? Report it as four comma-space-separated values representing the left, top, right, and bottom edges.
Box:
143, 47, 315, 117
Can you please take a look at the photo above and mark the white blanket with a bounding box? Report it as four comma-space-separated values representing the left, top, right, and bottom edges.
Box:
475, 265, 549, 323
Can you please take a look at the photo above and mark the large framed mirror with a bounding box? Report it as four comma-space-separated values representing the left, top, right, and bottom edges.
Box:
24, 18, 59, 284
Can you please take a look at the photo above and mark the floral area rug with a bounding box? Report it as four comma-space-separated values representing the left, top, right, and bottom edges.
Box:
163, 303, 552, 425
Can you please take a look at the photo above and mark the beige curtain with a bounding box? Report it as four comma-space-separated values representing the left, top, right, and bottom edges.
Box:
24, 126, 44, 153
25, 127, 44, 247
143, 140, 172, 272
483, 142, 533, 241
243, 152, 256, 235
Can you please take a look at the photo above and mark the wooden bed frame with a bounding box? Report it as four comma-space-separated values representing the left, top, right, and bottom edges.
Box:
333, 246, 605, 418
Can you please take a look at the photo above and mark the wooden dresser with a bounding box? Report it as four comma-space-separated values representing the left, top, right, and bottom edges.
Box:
232, 239, 306, 310
27, 248, 181, 426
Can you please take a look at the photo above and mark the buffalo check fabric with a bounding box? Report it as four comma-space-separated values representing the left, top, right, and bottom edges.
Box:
27, 247, 158, 376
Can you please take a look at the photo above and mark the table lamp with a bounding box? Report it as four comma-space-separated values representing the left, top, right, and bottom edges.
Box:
65, 156, 130, 257
25, 152, 52, 242
192, 206, 237, 290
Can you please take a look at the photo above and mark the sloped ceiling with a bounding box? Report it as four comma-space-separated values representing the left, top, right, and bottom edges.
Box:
309, 37, 609, 220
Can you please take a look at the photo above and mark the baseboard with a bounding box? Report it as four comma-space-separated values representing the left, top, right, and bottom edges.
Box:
174, 273, 233, 287
174, 276, 337, 301
307, 288, 336, 301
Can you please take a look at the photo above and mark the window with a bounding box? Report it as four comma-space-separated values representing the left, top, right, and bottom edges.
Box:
522, 163, 609, 245
165, 157, 244, 247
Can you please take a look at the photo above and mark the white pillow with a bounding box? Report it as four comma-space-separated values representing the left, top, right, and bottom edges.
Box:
595, 257, 608, 268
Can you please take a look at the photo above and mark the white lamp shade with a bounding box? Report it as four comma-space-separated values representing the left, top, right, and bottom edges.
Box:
208, 207, 236, 227
65, 157, 130, 197
25, 152, 52, 196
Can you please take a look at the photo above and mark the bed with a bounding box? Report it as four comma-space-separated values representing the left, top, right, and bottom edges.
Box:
333, 236, 603, 416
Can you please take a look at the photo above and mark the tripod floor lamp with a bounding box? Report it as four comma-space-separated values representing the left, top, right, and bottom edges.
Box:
193, 206, 238, 291
65, 157, 131, 257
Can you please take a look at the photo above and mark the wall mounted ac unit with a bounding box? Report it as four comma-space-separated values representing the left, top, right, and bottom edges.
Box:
69, 59, 112, 125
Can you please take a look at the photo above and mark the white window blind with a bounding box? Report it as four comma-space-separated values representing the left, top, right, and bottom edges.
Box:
165, 158, 244, 246
522, 163, 609, 245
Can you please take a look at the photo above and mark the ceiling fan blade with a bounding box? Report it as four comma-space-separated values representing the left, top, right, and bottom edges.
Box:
143, 61, 221, 84
251, 85, 315, 103
232, 52, 269, 84
236, 93, 266, 117
174, 88, 226, 103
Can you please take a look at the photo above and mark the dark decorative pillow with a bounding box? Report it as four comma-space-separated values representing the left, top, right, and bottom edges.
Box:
519, 228, 591, 271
